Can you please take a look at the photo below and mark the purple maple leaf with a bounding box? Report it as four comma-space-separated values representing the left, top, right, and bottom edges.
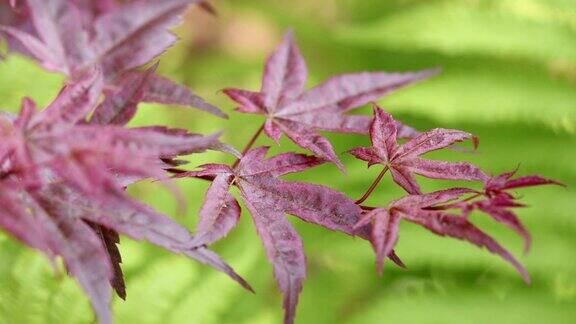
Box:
460, 195, 532, 253
433, 169, 565, 253
358, 188, 530, 282
179, 147, 404, 324
485, 169, 564, 198
224, 30, 438, 170
0, 70, 250, 323
350, 106, 488, 194
0, 0, 225, 117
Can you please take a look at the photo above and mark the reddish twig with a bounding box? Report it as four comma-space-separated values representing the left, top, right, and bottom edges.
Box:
355, 166, 389, 204
232, 123, 265, 168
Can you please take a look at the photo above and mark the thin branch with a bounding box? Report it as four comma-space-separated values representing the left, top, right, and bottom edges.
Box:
355, 166, 389, 204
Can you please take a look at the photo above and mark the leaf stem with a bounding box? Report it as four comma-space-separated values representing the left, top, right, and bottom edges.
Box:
232, 123, 265, 168
355, 166, 389, 204
462, 193, 482, 202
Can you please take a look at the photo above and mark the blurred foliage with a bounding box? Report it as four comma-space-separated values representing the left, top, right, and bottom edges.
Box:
0, 0, 575, 323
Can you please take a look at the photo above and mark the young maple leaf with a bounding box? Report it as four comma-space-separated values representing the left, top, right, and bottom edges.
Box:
178, 147, 404, 324
350, 105, 488, 194
0, 0, 225, 117
223, 30, 438, 170
357, 188, 530, 282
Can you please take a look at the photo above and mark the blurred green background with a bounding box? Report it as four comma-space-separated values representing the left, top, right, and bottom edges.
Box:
0, 0, 575, 323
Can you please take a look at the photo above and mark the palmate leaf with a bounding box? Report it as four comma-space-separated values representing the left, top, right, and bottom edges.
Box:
1, 0, 194, 77
224, 30, 437, 170
0, 64, 248, 322
350, 106, 487, 194
0, 0, 225, 117
180, 147, 406, 324
359, 188, 531, 283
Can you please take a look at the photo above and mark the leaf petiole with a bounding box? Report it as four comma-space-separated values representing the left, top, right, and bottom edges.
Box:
355, 166, 389, 204
232, 123, 265, 168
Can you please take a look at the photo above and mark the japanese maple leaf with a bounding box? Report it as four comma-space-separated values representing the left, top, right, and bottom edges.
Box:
350, 106, 487, 194
1, 0, 189, 77
356, 188, 530, 282
178, 147, 403, 324
90, 64, 225, 125
223, 30, 438, 170
0, 178, 252, 324
484, 169, 563, 199
459, 195, 532, 253
0, 69, 250, 323
0, 0, 225, 117
0, 70, 224, 194
433, 169, 564, 254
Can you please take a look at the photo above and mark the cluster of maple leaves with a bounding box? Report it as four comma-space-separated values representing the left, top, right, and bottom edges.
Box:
0, 1, 563, 324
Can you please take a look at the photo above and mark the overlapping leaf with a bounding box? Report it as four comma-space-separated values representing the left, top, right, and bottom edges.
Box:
0, 66, 247, 323
224, 31, 438, 169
